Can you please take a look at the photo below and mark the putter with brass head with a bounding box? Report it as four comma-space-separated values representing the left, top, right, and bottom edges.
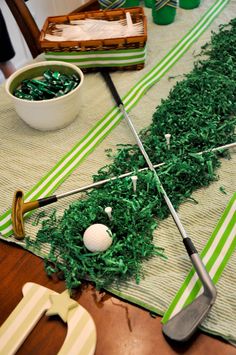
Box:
12, 190, 57, 239
11, 144, 235, 240
11, 139, 234, 240
100, 69, 217, 342
12, 166, 165, 239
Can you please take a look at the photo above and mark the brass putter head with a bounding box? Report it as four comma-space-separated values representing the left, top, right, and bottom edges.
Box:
11, 190, 40, 239
12, 190, 25, 240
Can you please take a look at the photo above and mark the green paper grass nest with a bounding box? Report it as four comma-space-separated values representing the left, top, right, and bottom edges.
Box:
27, 19, 236, 290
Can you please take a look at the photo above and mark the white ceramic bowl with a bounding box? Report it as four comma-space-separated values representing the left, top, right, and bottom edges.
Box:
5, 61, 84, 131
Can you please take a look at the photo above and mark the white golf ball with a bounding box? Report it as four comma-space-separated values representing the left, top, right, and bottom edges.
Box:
83, 224, 112, 252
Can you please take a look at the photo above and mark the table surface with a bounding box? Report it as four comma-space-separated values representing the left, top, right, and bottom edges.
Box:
1, 1, 236, 354
0, 240, 236, 355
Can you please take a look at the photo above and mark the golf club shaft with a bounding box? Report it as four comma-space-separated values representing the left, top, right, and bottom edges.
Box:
120, 105, 190, 238
28, 140, 235, 208
101, 70, 189, 239
101, 70, 218, 298
56, 163, 164, 199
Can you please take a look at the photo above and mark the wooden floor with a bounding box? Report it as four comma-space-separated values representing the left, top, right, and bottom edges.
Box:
0, 240, 236, 355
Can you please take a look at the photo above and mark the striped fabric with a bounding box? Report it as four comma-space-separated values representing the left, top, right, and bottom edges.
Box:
98, 0, 126, 8
0, 0, 229, 238
44, 47, 147, 69
155, 0, 177, 11
162, 192, 236, 323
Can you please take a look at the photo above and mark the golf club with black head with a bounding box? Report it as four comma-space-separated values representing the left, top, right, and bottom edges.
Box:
101, 69, 217, 342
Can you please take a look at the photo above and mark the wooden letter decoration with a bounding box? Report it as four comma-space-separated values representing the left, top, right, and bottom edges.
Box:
0, 282, 96, 355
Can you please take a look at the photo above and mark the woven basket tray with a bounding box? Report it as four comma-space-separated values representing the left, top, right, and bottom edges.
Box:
39, 7, 147, 71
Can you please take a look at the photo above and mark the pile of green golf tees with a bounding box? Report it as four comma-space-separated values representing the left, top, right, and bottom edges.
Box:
14, 70, 80, 101
26, 19, 236, 290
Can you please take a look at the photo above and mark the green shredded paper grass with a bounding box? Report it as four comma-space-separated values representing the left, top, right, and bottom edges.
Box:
26, 19, 236, 290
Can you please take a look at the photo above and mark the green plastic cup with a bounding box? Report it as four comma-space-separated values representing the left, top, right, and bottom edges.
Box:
152, 5, 176, 25
124, 0, 140, 6
179, 0, 200, 9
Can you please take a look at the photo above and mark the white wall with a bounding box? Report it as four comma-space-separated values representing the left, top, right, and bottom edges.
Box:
26, 0, 87, 29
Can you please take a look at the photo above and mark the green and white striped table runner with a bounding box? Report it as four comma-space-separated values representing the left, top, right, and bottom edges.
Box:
0, 0, 229, 238
162, 192, 236, 323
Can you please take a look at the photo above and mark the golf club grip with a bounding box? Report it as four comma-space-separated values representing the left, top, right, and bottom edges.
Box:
101, 70, 123, 106
183, 237, 198, 256
38, 195, 58, 207
183, 238, 217, 299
